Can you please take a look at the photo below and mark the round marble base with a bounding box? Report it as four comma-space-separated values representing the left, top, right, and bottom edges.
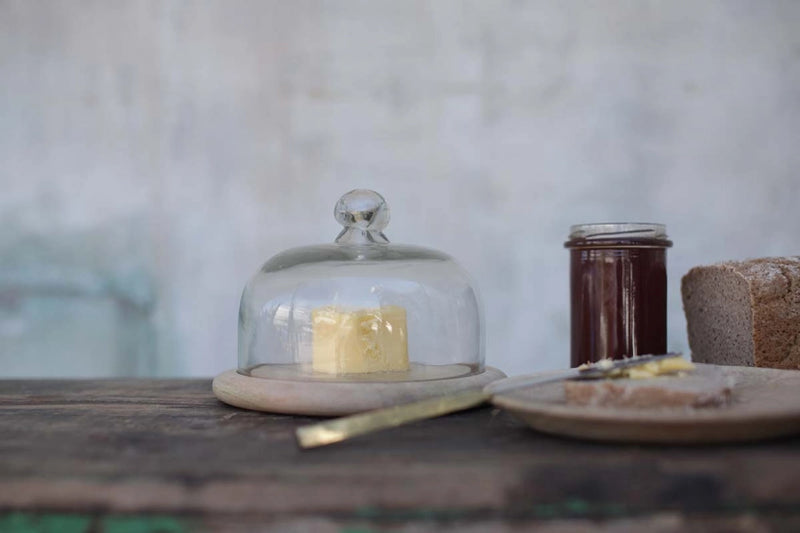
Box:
212, 366, 507, 416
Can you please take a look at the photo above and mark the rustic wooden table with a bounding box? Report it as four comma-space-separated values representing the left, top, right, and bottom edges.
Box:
1, 380, 798, 533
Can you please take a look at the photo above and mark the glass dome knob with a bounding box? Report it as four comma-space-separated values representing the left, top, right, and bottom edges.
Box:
334, 189, 391, 245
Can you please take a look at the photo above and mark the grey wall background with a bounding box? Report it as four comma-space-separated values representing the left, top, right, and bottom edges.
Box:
1, 0, 799, 377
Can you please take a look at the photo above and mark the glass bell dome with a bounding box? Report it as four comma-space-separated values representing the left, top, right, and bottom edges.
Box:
238, 189, 484, 382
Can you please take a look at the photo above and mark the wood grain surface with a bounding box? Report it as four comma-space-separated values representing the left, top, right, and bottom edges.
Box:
1, 380, 799, 532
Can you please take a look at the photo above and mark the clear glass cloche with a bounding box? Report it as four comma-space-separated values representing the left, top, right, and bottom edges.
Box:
238, 189, 484, 382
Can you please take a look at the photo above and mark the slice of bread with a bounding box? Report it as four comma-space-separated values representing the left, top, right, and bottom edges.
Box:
681, 257, 800, 370
565, 365, 733, 409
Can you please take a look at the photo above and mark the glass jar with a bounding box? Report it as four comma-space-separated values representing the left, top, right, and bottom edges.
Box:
237, 189, 484, 382
565, 223, 672, 367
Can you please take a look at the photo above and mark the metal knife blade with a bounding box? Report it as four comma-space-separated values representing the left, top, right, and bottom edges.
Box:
485, 352, 682, 394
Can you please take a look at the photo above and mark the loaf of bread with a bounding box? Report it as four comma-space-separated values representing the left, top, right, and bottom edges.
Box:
681, 257, 800, 370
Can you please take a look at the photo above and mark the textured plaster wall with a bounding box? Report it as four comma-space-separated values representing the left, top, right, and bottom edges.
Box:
1, 0, 799, 377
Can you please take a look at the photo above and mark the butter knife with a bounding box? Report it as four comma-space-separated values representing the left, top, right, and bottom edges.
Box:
296, 353, 682, 449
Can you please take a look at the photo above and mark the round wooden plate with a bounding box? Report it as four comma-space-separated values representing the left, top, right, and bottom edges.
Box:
213, 366, 506, 416
491, 364, 800, 444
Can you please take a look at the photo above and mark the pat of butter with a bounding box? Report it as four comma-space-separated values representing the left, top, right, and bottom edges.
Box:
311, 305, 409, 374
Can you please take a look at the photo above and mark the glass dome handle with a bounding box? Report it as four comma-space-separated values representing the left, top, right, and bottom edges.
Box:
334, 189, 390, 245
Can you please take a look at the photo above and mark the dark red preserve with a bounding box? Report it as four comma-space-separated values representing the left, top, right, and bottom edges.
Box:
565, 223, 672, 367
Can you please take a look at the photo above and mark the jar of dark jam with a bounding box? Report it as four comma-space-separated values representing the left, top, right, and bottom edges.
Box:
565, 223, 672, 367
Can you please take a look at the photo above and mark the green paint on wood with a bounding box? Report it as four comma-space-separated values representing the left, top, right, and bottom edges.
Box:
0, 514, 188, 533
526, 499, 629, 519
0, 513, 91, 533
563, 498, 590, 514
101, 516, 187, 533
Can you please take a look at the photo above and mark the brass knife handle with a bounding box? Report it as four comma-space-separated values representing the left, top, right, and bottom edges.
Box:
296, 388, 491, 449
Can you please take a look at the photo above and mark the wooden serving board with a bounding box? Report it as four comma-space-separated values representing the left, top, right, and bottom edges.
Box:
491, 364, 800, 444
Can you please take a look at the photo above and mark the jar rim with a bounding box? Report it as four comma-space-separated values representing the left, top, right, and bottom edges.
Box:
568, 223, 668, 241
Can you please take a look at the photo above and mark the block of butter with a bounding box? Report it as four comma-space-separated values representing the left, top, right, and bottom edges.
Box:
311, 305, 409, 374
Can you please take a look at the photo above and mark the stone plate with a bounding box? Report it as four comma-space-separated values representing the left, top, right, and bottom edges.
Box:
491, 364, 800, 444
